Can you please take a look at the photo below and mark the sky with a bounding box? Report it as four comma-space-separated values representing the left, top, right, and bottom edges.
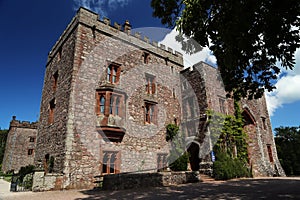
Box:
0, 0, 299, 131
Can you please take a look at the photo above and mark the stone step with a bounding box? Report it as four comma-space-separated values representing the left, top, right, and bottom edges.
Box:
200, 173, 215, 182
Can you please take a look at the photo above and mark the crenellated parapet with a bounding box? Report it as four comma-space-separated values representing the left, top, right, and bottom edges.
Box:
47, 7, 183, 67
10, 116, 38, 129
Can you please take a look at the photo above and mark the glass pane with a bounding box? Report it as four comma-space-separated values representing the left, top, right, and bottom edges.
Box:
110, 164, 115, 173
103, 164, 107, 173
115, 97, 120, 115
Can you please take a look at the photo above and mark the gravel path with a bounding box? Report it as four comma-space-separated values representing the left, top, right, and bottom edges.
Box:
1, 177, 300, 200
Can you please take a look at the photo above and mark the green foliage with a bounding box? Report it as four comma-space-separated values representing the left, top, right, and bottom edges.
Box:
166, 123, 179, 141
275, 126, 300, 176
169, 152, 189, 171
151, 0, 300, 99
0, 129, 8, 165
213, 151, 251, 180
166, 123, 189, 171
18, 165, 35, 183
207, 102, 250, 179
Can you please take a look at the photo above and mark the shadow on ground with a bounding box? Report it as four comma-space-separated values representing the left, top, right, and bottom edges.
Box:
75, 178, 300, 200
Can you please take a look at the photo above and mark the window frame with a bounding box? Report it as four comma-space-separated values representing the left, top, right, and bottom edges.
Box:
52, 71, 59, 92
96, 91, 124, 117
102, 151, 120, 175
145, 73, 156, 95
29, 137, 35, 143
267, 144, 274, 163
28, 149, 34, 156
106, 63, 121, 84
144, 101, 157, 124
48, 99, 56, 125
219, 98, 226, 114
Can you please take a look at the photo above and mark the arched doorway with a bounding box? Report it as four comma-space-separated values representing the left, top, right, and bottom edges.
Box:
187, 142, 201, 171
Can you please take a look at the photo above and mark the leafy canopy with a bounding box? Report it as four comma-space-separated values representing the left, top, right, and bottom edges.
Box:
151, 0, 300, 99
275, 126, 300, 175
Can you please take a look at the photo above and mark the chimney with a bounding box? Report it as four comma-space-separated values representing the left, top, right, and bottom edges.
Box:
123, 20, 131, 34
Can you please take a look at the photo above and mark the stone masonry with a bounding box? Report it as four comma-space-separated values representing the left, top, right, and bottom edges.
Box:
181, 62, 285, 177
32, 7, 284, 190
34, 7, 183, 189
2, 116, 37, 173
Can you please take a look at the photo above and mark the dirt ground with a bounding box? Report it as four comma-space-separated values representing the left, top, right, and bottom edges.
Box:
1, 177, 300, 200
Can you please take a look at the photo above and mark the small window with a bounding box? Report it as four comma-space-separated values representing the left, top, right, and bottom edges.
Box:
28, 149, 34, 156
100, 95, 105, 114
109, 94, 122, 116
57, 47, 62, 61
172, 88, 176, 98
52, 71, 58, 92
262, 117, 267, 130
219, 98, 226, 114
145, 74, 156, 95
102, 151, 120, 174
96, 92, 123, 117
144, 52, 150, 64
29, 137, 35, 143
157, 153, 168, 171
106, 64, 121, 84
267, 145, 274, 163
49, 99, 56, 124
145, 102, 157, 124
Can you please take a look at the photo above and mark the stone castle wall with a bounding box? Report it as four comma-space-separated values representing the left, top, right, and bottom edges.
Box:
33, 7, 284, 190
35, 7, 184, 189
2, 117, 37, 173
240, 97, 285, 176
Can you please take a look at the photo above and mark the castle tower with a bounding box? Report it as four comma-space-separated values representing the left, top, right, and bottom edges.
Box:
2, 116, 37, 173
35, 7, 184, 189
181, 62, 285, 177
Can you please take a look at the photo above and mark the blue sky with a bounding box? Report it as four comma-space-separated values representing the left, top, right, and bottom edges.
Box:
0, 0, 299, 130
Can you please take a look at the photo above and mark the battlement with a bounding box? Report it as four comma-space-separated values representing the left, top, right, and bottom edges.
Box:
47, 7, 183, 66
10, 116, 38, 129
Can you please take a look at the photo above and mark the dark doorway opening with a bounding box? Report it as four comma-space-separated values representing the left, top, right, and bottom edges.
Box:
187, 142, 201, 171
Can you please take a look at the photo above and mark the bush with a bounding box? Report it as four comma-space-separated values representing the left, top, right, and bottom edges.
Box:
169, 152, 189, 171
213, 152, 251, 180
18, 165, 35, 183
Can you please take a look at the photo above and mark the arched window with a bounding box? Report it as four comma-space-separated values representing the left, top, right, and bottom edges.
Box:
107, 67, 111, 82
115, 96, 120, 116
112, 67, 118, 83
242, 108, 256, 126
100, 96, 105, 114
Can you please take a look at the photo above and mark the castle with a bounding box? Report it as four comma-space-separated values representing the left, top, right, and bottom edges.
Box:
2, 7, 284, 190
2, 117, 37, 173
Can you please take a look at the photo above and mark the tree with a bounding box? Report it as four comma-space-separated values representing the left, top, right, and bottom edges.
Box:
275, 126, 300, 176
151, 0, 300, 99
0, 129, 8, 166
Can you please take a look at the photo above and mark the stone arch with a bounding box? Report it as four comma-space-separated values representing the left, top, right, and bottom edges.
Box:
186, 141, 201, 171
242, 107, 256, 126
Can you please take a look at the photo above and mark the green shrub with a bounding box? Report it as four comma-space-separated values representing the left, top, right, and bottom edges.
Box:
213, 152, 251, 180
18, 165, 35, 182
169, 152, 189, 171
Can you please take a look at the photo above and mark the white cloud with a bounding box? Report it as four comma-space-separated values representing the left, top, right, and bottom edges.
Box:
159, 29, 217, 68
73, 0, 131, 17
266, 48, 300, 116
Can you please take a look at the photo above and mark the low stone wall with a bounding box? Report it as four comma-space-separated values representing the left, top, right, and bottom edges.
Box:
32, 171, 63, 192
102, 171, 200, 190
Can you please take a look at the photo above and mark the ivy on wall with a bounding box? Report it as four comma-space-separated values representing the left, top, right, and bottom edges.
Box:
207, 101, 251, 179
